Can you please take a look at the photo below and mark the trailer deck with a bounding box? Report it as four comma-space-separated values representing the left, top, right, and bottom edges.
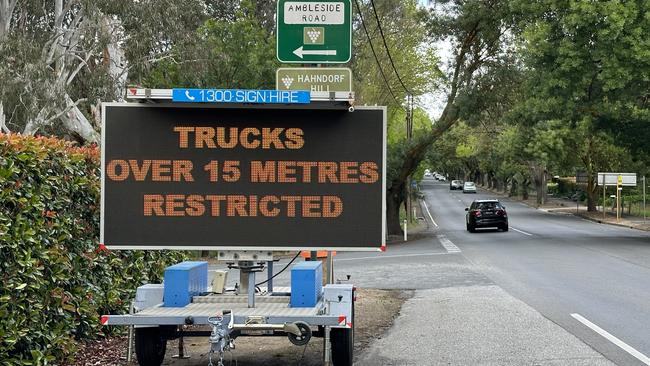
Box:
103, 289, 344, 327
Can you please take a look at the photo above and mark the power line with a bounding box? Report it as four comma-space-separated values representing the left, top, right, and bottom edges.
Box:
368, 0, 412, 96
367, 0, 414, 137
353, 0, 402, 107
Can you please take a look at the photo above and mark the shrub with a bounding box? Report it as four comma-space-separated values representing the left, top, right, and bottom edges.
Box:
0, 134, 185, 365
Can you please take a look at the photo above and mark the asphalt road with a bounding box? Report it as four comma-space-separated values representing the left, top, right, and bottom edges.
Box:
350, 178, 650, 365
215, 177, 650, 365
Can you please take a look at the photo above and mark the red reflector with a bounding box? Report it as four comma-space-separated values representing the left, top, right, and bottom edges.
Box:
473, 211, 482, 217
100, 315, 108, 325
380, 244, 386, 252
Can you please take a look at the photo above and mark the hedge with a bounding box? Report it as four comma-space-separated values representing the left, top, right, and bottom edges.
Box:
0, 134, 185, 365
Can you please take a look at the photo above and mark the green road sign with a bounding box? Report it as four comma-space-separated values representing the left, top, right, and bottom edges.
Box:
277, 1, 352, 63
276, 67, 352, 92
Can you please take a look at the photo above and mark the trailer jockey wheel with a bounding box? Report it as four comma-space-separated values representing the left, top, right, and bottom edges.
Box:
135, 327, 167, 366
330, 301, 354, 366
287, 321, 312, 346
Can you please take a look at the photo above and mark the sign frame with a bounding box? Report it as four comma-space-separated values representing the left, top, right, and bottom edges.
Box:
276, 0, 352, 64
100, 102, 386, 251
276, 67, 353, 92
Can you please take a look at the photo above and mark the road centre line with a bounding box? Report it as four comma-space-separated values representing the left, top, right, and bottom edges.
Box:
571, 313, 650, 365
511, 227, 533, 236
334, 252, 449, 262
421, 199, 438, 227
437, 234, 461, 253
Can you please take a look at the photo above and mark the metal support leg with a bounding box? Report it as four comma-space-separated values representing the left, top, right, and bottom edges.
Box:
126, 301, 134, 362
172, 332, 191, 359
248, 271, 256, 308
323, 326, 332, 365
267, 260, 274, 294
326, 252, 333, 284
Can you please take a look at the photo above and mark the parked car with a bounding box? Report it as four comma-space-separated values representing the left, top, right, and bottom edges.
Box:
465, 199, 508, 232
450, 180, 463, 190
463, 181, 477, 193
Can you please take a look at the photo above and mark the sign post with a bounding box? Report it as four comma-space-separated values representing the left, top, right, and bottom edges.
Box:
277, 0, 352, 63
603, 173, 607, 220
643, 175, 646, 222
617, 175, 622, 222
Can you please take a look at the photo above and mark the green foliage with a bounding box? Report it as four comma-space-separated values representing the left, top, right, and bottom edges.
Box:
0, 134, 185, 365
141, 1, 278, 89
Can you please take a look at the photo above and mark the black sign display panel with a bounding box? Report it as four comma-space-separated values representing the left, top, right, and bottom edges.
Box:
101, 104, 386, 250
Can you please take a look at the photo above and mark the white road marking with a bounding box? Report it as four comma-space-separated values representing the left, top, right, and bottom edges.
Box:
421, 200, 438, 227
511, 227, 533, 236
334, 252, 449, 262
437, 234, 461, 253
571, 313, 650, 365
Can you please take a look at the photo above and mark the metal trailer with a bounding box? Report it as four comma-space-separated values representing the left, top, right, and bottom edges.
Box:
100, 90, 362, 366
101, 254, 356, 366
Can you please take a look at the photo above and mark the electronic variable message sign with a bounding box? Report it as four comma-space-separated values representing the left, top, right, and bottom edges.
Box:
101, 104, 386, 251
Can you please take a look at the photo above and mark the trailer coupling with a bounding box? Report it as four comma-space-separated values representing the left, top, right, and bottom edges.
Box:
207, 310, 313, 365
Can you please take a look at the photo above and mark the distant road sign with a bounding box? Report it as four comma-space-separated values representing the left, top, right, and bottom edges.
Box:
276, 67, 352, 92
171, 89, 310, 104
576, 171, 589, 184
277, 1, 352, 63
597, 172, 637, 186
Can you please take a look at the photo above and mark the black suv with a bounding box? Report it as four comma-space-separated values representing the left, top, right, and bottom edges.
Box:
465, 199, 508, 232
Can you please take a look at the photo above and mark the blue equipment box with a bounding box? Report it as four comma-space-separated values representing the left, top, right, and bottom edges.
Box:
163, 261, 208, 307
290, 261, 323, 308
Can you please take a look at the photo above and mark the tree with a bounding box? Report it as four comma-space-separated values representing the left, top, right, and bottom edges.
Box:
140, 1, 278, 90
511, 0, 650, 210
0, 0, 210, 143
384, 0, 516, 234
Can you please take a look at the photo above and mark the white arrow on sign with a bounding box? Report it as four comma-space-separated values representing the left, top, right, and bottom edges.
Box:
292, 46, 337, 59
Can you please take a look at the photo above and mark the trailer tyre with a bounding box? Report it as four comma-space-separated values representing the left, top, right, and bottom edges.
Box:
135, 327, 167, 366
331, 327, 353, 365
331, 301, 354, 366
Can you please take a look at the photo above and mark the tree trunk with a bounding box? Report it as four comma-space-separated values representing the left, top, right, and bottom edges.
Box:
0, 0, 17, 42
529, 162, 547, 206
522, 179, 530, 200
59, 94, 100, 144
0, 101, 8, 133
386, 186, 403, 235
586, 174, 597, 211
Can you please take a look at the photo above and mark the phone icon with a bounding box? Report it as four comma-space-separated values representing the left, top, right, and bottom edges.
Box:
185, 90, 195, 101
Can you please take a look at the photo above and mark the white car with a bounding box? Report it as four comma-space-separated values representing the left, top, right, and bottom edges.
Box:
463, 181, 477, 193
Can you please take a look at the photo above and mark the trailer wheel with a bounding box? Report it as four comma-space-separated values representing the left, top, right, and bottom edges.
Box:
331, 301, 354, 366
135, 327, 167, 366
331, 327, 353, 365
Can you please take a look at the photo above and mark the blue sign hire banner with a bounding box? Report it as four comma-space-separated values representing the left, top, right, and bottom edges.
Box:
172, 89, 311, 104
